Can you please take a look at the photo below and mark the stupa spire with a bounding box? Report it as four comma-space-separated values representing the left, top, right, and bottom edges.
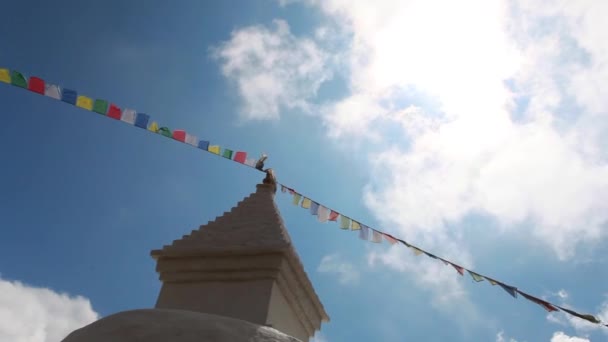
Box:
151, 175, 329, 341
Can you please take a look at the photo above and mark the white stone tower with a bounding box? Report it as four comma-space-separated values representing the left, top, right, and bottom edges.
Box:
150, 180, 329, 341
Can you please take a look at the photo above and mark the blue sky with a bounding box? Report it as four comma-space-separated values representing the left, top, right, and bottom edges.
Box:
1, 1, 607, 341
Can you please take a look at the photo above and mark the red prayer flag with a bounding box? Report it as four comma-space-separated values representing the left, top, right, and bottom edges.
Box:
450, 263, 465, 276
28, 77, 45, 94
328, 210, 339, 221
173, 130, 186, 142
519, 291, 558, 312
234, 151, 247, 163
383, 233, 398, 245
107, 104, 121, 120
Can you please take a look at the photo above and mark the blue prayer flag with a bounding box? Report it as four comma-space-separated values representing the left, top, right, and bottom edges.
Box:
359, 225, 370, 240
498, 283, 518, 298
135, 113, 150, 129
61, 88, 77, 105
198, 140, 209, 150
310, 202, 319, 215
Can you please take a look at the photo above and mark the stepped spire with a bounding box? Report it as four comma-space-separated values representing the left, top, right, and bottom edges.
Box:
151, 178, 329, 341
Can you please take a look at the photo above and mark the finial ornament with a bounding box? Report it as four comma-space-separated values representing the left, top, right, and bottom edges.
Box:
263, 168, 277, 192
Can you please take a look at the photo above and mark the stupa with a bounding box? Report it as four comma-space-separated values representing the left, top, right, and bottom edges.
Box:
63, 174, 329, 342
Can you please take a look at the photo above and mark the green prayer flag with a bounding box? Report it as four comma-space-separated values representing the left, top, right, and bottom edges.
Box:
292, 193, 302, 206
10, 70, 27, 88
222, 149, 233, 159
468, 271, 484, 282
559, 307, 601, 324
93, 99, 109, 114
158, 127, 172, 138
340, 216, 351, 229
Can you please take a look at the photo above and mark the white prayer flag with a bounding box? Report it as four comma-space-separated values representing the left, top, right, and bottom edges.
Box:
121, 108, 137, 124
185, 134, 198, 147
245, 158, 256, 167
371, 230, 383, 243
317, 205, 330, 223
44, 84, 61, 100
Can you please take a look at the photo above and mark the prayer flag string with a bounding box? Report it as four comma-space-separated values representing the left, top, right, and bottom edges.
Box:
1, 67, 604, 328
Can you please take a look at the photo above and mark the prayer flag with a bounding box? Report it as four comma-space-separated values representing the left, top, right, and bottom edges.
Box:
281, 185, 287, 193
557, 306, 599, 324
371, 229, 383, 243
44, 84, 61, 99
198, 140, 209, 150
234, 151, 247, 164
383, 234, 398, 245
450, 263, 465, 276
486, 277, 498, 286
301, 198, 312, 209
498, 282, 518, 298
135, 113, 150, 129
0, 68, 10, 83
245, 158, 256, 167
107, 104, 121, 119
61, 88, 77, 105
310, 202, 319, 215
328, 210, 339, 221
468, 271, 484, 282
340, 216, 351, 229
148, 121, 159, 132
412, 247, 424, 256
519, 291, 557, 312
158, 127, 172, 137
173, 130, 186, 142
93, 99, 108, 114
10, 70, 27, 88
28, 77, 45, 94
424, 252, 438, 259
359, 225, 369, 240
208, 145, 221, 154
76, 95, 94, 110
318, 206, 329, 222
185, 134, 198, 146
121, 108, 137, 124
292, 193, 302, 206
351, 221, 361, 230
222, 149, 233, 159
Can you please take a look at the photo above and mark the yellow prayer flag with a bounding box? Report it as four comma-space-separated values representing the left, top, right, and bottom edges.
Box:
0, 69, 10, 83
76, 96, 94, 110
487, 278, 498, 286
208, 145, 221, 154
148, 121, 159, 132
351, 221, 361, 230
301, 198, 312, 209
412, 247, 424, 256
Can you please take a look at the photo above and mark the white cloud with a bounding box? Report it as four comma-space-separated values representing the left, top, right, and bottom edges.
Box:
496, 330, 520, 342
299, 0, 608, 262
367, 240, 472, 308
317, 253, 360, 285
0, 277, 98, 342
550, 331, 590, 342
230, 0, 608, 319
557, 290, 570, 300
213, 19, 332, 120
